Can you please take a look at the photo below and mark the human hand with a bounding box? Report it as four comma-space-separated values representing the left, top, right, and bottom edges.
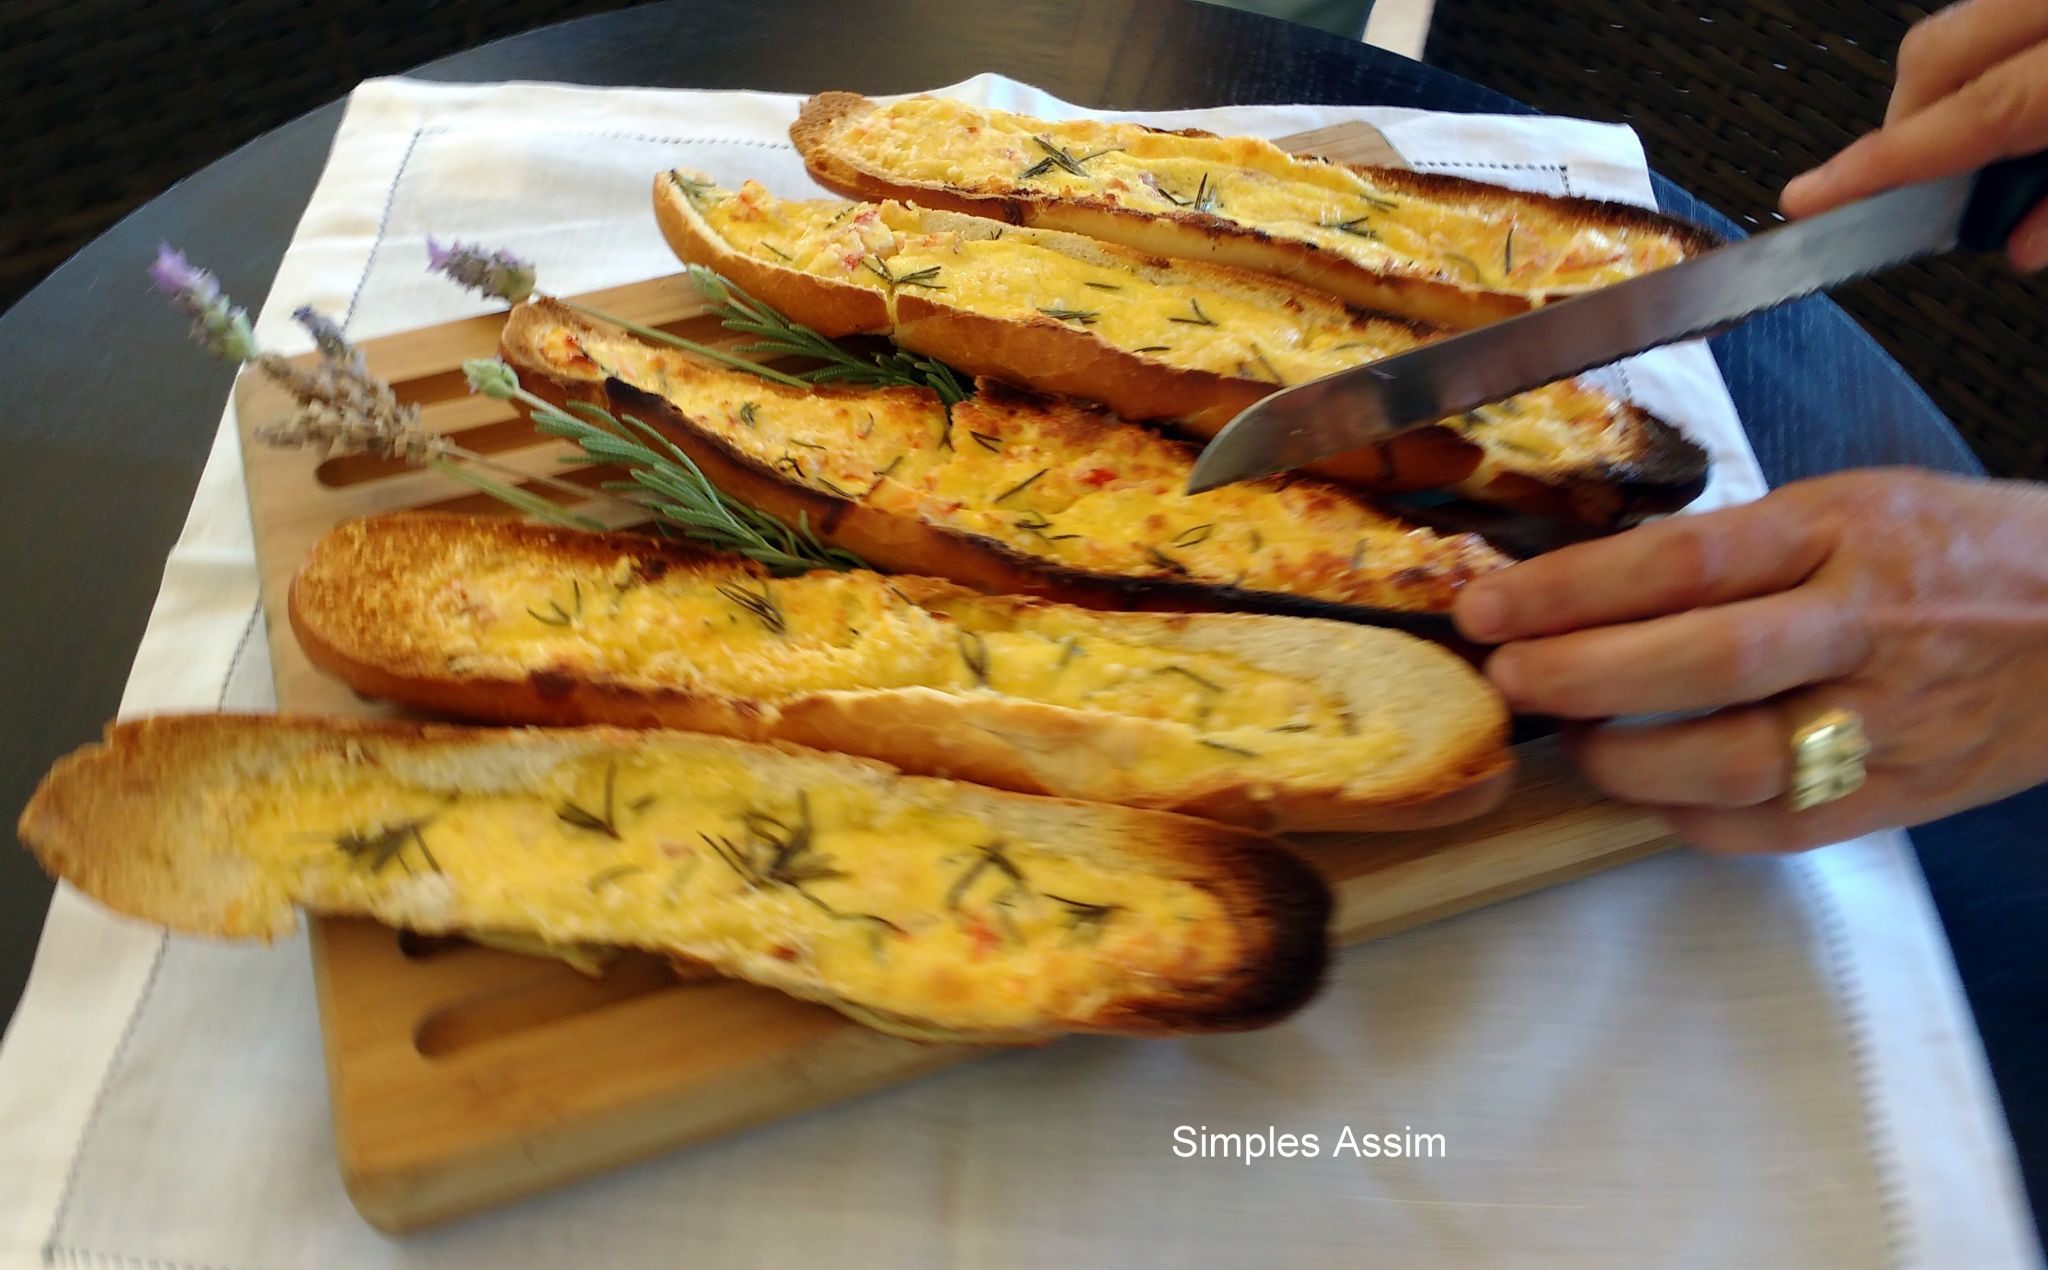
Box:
1780, 0, 2048, 270
1452, 469, 2048, 852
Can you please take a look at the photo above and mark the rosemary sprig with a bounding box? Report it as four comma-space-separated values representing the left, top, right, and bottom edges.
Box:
1143, 545, 1191, 575
947, 841, 1028, 914
717, 581, 787, 634
557, 761, 625, 839
1246, 343, 1286, 385
558, 298, 809, 389
995, 468, 1048, 504
1021, 135, 1117, 179
1159, 664, 1225, 693
1443, 251, 1489, 283
588, 863, 645, 891
1199, 738, 1260, 758
687, 266, 969, 405
862, 257, 946, 290
1044, 894, 1121, 939
1169, 300, 1216, 327
1321, 215, 1379, 239
525, 580, 582, 627
465, 360, 865, 576
334, 818, 439, 874
1037, 307, 1099, 325
958, 630, 991, 685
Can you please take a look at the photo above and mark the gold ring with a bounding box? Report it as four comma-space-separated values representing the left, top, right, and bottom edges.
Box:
1788, 708, 1870, 811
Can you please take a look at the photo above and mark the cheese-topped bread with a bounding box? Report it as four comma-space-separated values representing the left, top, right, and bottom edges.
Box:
502, 298, 1507, 619
654, 172, 1708, 527
791, 93, 1716, 329
20, 715, 1332, 1042
290, 514, 1513, 833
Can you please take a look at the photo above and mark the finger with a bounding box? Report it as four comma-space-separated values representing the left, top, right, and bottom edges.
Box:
2010, 196, 2048, 270
1885, 0, 2048, 123
1782, 41, 2048, 218
1564, 709, 1789, 808
1453, 497, 1831, 644
1484, 586, 1868, 718
1657, 780, 1900, 854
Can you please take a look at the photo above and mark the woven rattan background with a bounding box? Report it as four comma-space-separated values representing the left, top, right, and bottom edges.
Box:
1427, 0, 2047, 480
0, 0, 664, 312
0, 0, 1359, 314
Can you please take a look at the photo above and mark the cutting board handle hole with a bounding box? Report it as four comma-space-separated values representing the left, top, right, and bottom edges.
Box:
315, 415, 573, 487
412, 953, 690, 1059
396, 930, 470, 960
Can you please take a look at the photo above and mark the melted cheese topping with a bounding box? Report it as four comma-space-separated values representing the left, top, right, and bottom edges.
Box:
230, 740, 1234, 1034
686, 177, 1638, 467
534, 317, 1503, 611
824, 96, 1690, 294
406, 546, 1410, 791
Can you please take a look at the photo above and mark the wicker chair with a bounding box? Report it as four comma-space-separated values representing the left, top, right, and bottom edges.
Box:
0, 0, 663, 312
1426, 0, 2048, 480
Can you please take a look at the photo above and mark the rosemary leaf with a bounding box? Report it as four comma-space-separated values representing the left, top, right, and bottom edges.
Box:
424, 457, 601, 530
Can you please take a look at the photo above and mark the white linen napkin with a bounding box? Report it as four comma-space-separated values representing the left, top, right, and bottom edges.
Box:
0, 74, 2034, 1269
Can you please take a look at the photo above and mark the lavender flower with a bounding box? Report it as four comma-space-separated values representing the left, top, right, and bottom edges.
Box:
462, 357, 521, 400
292, 305, 361, 369
149, 244, 258, 361
427, 237, 537, 303
253, 309, 441, 464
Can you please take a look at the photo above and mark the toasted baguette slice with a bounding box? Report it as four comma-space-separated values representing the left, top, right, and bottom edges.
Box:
791, 93, 1718, 329
502, 298, 1506, 621
290, 513, 1513, 833
20, 715, 1332, 1042
654, 172, 1708, 527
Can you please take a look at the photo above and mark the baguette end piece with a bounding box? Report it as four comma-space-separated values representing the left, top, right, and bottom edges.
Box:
19, 718, 300, 940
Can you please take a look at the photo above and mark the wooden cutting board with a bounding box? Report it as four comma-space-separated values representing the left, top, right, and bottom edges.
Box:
234, 123, 1677, 1233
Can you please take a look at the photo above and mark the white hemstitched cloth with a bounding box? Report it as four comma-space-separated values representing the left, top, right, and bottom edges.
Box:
0, 74, 2034, 1269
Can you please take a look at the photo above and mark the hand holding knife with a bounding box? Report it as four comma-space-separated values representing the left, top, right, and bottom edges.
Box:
1186, 152, 2048, 494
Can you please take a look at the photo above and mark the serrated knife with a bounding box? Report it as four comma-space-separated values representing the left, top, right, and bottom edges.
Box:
1185, 153, 2048, 493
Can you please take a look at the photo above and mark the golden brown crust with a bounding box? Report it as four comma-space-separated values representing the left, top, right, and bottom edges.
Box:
288, 512, 1513, 833
653, 171, 889, 338
652, 169, 1707, 527
19, 713, 1334, 1040
791, 91, 1720, 329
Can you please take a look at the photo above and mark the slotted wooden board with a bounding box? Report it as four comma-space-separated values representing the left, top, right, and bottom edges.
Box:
234, 123, 1676, 1233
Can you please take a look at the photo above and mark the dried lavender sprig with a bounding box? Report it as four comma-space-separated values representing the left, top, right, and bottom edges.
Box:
149, 244, 258, 362
152, 248, 604, 528
427, 238, 538, 303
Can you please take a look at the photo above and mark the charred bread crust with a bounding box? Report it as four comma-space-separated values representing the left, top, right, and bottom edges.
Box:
19, 713, 1337, 1040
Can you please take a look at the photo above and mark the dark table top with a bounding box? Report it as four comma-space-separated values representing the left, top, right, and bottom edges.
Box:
2, 0, 2038, 1237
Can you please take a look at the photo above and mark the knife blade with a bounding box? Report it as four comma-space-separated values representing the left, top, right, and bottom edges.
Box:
1186, 153, 2048, 494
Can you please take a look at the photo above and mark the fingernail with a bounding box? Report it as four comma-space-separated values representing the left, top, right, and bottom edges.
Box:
1484, 646, 1524, 704
2014, 218, 2048, 273
1457, 586, 1508, 643
1781, 169, 1824, 212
